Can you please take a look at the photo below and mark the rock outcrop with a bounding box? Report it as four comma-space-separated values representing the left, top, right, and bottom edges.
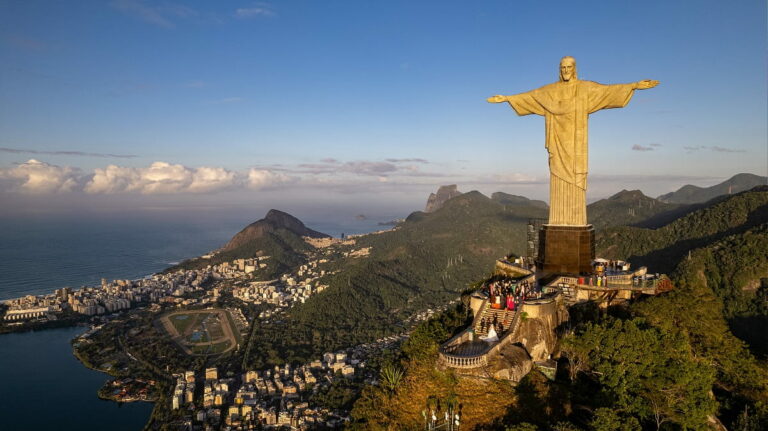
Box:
490, 344, 532, 381
425, 185, 462, 212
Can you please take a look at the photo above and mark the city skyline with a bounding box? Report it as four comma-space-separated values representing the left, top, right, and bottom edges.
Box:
1, 0, 766, 217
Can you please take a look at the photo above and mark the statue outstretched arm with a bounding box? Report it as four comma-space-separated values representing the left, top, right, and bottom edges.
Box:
634, 80, 660, 90
587, 80, 658, 113
487, 91, 546, 116
487, 95, 508, 103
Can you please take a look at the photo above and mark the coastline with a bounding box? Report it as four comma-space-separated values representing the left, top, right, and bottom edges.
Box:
0, 327, 154, 431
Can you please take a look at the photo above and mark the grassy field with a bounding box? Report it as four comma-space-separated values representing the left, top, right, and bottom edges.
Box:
185, 330, 209, 343
205, 316, 225, 340
160, 309, 238, 356
169, 313, 210, 335
190, 340, 231, 355
224, 310, 244, 346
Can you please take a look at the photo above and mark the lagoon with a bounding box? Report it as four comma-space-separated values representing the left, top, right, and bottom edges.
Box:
0, 327, 154, 431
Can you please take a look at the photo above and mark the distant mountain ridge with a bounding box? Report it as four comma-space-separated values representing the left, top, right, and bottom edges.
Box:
243, 189, 549, 365
596, 186, 768, 274
587, 189, 683, 230
181, 180, 768, 368
491, 191, 548, 209
658, 173, 766, 204
595, 186, 768, 358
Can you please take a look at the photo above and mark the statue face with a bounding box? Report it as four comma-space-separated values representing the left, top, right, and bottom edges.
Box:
560, 59, 576, 82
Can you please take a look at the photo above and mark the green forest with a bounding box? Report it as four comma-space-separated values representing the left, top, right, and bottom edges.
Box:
132, 184, 768, 430
241, 191, 548, 369
346, 187, 768, 430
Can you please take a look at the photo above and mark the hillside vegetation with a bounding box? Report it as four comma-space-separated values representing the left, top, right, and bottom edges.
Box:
347, 186, 768, 431
350, 279, 768, 431
586, 189, 684, 230
243, 191, 547, 368
595, 187, 768, 274
169, 210, 319, 279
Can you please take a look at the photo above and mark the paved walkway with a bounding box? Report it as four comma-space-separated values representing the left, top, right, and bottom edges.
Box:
447, 340, 490, 357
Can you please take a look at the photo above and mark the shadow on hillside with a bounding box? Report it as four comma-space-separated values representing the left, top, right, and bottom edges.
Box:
729, 315, 768, 359
472, 372, 578, 431
634, 186, 768, 230
626, 203, 768, 274
632, 204, 697, 229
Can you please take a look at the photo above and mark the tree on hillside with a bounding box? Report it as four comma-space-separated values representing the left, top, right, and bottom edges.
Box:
564, 318, 716, 430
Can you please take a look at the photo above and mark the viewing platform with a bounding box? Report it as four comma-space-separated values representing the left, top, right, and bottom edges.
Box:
542, 267, 673, 305
439, 255, 670, 375
438, 290, 559, 372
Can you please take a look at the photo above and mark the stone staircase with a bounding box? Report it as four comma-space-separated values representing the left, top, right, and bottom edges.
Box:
473, 305, 516, 337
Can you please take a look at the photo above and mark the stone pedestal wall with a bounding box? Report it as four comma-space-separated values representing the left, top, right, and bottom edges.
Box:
537, 224, 594, 275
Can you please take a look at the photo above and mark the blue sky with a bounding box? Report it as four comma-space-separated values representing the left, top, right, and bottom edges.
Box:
0, 0, 766, 219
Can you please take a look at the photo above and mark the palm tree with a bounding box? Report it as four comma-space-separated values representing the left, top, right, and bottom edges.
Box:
379, 363, 404, 394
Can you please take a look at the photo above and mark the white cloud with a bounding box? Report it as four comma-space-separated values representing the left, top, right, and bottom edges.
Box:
0, 158, 524, 196
85, 164, 141, 194
295, 159, 401, 176
385, 158, 429, 164
709, 145, 745, 153
138, 161, 193, 194
110, 0, 201, 28
86, 162, 237, 194
0, 146, 136, 158
189, 166, 238, 192
632, 144, 654, 151
111, 0, 175, 28
235, 5, 275, 18
247, 168, 295, 189
683, 145, 745, 153
0, 159, 80, 193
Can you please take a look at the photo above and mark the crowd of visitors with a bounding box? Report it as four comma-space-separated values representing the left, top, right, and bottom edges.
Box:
476, 276, 540, 339
483, 277, 535, 310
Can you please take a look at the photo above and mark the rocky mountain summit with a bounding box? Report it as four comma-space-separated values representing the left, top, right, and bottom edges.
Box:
222, 209, 329, 253
424, 184, 462, 212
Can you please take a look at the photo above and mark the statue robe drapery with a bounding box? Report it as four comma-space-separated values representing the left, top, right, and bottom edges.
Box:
505, 80, 636, 225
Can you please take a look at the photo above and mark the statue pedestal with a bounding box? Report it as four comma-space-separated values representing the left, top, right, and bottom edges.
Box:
537, 224, 594, 275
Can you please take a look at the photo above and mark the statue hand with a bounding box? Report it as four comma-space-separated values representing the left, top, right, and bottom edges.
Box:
487, 95, 507, 103
635, 80, 659, 90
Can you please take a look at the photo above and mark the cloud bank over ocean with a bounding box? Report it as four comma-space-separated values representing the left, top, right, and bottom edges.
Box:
1, 158, 527, 195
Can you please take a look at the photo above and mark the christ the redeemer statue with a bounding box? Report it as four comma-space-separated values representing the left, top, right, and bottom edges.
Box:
488, 56, 658, 226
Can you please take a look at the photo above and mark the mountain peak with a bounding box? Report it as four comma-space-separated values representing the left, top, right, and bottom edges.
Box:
425, 185, 463, 212
609, 189, 651, 201
222, 209, 329, 253
265, 209, 298, 223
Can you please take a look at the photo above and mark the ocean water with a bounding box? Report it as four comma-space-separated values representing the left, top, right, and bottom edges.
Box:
0, 212, 386, 301
0, 326, 154, 431
0, 214, 242, 300
0, 211, 389, 430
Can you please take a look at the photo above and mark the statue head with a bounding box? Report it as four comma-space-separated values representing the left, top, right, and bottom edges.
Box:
559, 56, 577, 82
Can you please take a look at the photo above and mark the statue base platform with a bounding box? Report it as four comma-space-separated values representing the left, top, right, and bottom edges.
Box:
537, 224, 594, 275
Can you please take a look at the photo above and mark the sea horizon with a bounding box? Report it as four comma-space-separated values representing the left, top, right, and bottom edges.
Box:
0, 209, 398, 301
